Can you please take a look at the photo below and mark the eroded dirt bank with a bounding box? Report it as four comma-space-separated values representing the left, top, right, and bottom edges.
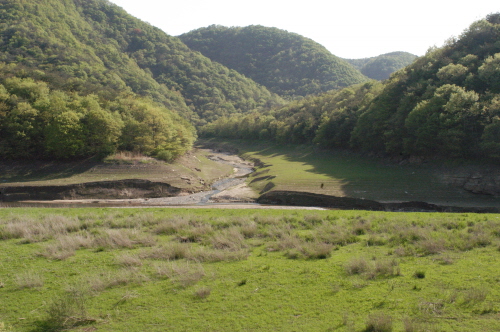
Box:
0, 149, 258, 206
0, 179, 183, 202
257, 191, 500, 213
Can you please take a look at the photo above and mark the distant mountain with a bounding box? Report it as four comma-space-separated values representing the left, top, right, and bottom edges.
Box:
345, 52, 418, 80
180, 25, 369, 97
202, 13, 500, 161
0, 0, 284, 160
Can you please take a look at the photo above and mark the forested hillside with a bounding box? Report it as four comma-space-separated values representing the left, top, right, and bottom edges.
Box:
0, 0, 284, 160
202, 13, 500, 161
345, 52, 417, 80
180, 25, 368, 98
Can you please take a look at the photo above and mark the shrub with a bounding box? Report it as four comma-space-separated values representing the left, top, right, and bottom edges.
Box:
315, 222, 359, 246
154, 217, 190, 235
142, 242, 191, 260
413, 270, 426, 279
373, 259, 400, 278
302, 241, 333, 259
416, 238, 446, 256
43, 287, 95, 331
364, 312, 393, 332
193, 287, 211, 299
345, 257, 370, 276
210, 227, 248, 251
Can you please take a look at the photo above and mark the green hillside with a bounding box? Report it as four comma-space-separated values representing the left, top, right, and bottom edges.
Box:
345, 51, 418, 80
180, 25, 369, 98
0, 0, 285, 160
202, 13, 500, 161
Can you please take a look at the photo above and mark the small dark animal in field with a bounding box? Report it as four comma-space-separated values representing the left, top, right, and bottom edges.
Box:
320, 183, 324, 189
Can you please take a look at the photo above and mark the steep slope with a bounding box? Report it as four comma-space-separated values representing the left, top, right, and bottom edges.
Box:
0, 0, 285, 160
180, 25, 368, 97
0, 0, 283, 124
345, 52, 417, 80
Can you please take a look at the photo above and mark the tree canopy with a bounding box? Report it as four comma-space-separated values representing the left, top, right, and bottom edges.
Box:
0, 0, 286, 160
180, 25, 369, 98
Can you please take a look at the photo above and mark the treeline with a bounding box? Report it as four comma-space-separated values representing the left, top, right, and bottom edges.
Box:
180, 25, 368, 98
0, 63, 195, 160
200, 81, 383, 146
0, 0, 287, 160
201, 14, 500, 161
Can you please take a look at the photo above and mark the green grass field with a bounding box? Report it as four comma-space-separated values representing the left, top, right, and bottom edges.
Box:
202, 139, 500, 208
2, 207, 500, 331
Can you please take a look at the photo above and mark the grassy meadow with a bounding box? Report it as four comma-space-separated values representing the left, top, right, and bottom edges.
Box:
1, 207, 500, 331
202, 139, 500, 209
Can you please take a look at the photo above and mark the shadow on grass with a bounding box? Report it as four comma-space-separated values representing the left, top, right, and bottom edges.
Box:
203, 139, 500, 208
0, 160, 99, 184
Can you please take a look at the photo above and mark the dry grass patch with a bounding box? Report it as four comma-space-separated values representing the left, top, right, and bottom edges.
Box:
15, 271, 44, 289
210, 227, 248, 251
364, 312, 393, 332
155, 261, 205, 287
39, 234, 94, 260
93, 229, 155, 249
116, 254, 143, 267
142, 242, 192, 261
189, 247, 249, 262
1, 215, 80, 243
89, 268, 149, 291
193, 286, 211, 299
314, 222, 359, 246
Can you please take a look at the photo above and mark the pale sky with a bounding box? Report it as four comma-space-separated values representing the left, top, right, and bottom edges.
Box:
108, 0, 497, 59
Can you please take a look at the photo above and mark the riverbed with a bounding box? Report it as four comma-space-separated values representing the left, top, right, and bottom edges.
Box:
1, 150, 328, 209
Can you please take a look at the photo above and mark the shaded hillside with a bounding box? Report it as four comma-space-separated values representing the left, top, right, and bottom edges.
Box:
202, 13, 500, 162
345, 52, 417, 80
180, 25, 368, 97
0, 0, 285, 160
0, 0, 283, 124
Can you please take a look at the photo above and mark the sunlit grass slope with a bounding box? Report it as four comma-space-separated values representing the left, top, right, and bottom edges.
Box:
1, 208, 500, 331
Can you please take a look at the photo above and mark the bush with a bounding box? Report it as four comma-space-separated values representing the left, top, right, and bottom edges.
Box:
193, 287, 211, 299
155, 149, 174, 162
43, 287, 95, 331
345, 257, 370, 275
364, 312, 393, 332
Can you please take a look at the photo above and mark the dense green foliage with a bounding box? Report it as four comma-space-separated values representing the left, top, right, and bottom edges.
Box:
201, 81, 383, 146
345, 51, 417, 80
203, 14, 500, 161
0, 0, 286, 160
180, 25, 368, 98
0, 64, 196, 160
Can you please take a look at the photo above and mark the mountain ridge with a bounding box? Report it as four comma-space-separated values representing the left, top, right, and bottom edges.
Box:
179, 25, 369, 97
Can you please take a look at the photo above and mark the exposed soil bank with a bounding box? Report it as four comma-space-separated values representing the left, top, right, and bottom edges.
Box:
0, 179, 183, 202
257, 191, 500, 213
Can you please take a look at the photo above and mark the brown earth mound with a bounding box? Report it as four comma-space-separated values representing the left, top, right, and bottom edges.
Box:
257, 190, 500, 213
0, 179, 183, 201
